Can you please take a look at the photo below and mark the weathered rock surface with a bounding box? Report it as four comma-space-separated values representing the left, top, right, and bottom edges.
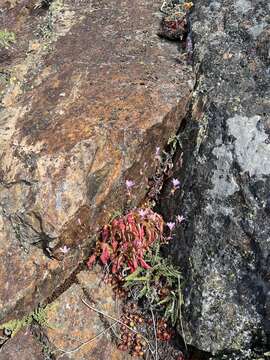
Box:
0, 328, 43, 360
44, 269, 134, 360
0, 0, 193, 323
0, 268, 136, 359
159, 0, 270, 356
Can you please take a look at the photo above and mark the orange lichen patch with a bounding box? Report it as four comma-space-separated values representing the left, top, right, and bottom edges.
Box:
0, 0, 194, 322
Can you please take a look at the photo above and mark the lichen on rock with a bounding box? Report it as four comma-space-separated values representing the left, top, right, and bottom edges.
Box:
158, 0, 270, 356
0, 0, 194, 328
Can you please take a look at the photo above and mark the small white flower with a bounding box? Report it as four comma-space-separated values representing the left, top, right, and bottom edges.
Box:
125, 179, 135, 189
138, 208, 147, 218
176, 215, 185, 224
59, 245, 70, 254
172, 178, 180, 188
166, 222, 175, 231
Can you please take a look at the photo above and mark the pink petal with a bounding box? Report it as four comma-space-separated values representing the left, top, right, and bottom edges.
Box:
87, 254, 96, 269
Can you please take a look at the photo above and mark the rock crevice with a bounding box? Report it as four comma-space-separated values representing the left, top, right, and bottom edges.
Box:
0, 0, 194, 323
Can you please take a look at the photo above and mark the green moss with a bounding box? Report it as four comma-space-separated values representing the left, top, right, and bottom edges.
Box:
0, 305, 54, 337
0, 30, 16, 49
0, 317, 31, 337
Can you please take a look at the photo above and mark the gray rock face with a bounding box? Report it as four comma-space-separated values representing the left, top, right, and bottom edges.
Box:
159, 0, 270, 355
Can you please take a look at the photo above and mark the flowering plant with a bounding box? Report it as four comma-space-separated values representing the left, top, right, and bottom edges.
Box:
87, 208, 164, 274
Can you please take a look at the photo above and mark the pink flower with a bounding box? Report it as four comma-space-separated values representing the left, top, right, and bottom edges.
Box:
87, 254, 96, 269
176, 215, 185, 224
172, 178, 180, 188
138, 208, 147, 218
166, 222, 175, 231
125, 179, 135, 189
155, 147, 160, 155
59, 245, 70, 254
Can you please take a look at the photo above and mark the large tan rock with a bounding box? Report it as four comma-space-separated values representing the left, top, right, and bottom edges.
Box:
0, 0, 193, 321
44, 270, 134, 359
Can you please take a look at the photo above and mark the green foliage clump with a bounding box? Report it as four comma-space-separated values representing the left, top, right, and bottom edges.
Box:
124, 243, 183, 326
0, 305, 52, 337
0, 30, 16, 49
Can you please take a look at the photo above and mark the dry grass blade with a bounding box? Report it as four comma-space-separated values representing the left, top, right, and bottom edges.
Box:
178, 275, 187, 350
81, 298, 155, 357
150, 307, 158, 360
55, 321, 117, 358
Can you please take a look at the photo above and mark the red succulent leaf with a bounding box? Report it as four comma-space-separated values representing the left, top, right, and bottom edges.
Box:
102, 225, 110, 242
130, 223, 138, 236
92, 208, 164, 274
112, 263, 117, 273
115, 256, 123, 272
127, 213, 134, 224
111, 239, 118, 252
139, 257, 151, 270
118, 219, 125, 232
122, 241, 129, 251
132, 257, 138, 271
128, 260, 136, 273
100, 243, 110, 264
136, 248, 144, 258
133, 239, 140, 250
137, 224, 144, 240
87, 254, 96, 269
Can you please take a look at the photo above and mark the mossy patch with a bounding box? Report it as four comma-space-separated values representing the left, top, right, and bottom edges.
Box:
0, 30, 16, 49
0, 304, 56, 337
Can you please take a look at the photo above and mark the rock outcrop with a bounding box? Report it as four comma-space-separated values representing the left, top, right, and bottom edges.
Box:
0, 328, 44, 360
2, 0, 268, 357
0, 268, 135, 359
0, 0, 193, 323
159, 0, 270, 356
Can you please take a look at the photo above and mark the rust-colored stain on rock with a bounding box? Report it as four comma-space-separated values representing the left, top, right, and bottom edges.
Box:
0, 0, 194, 322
